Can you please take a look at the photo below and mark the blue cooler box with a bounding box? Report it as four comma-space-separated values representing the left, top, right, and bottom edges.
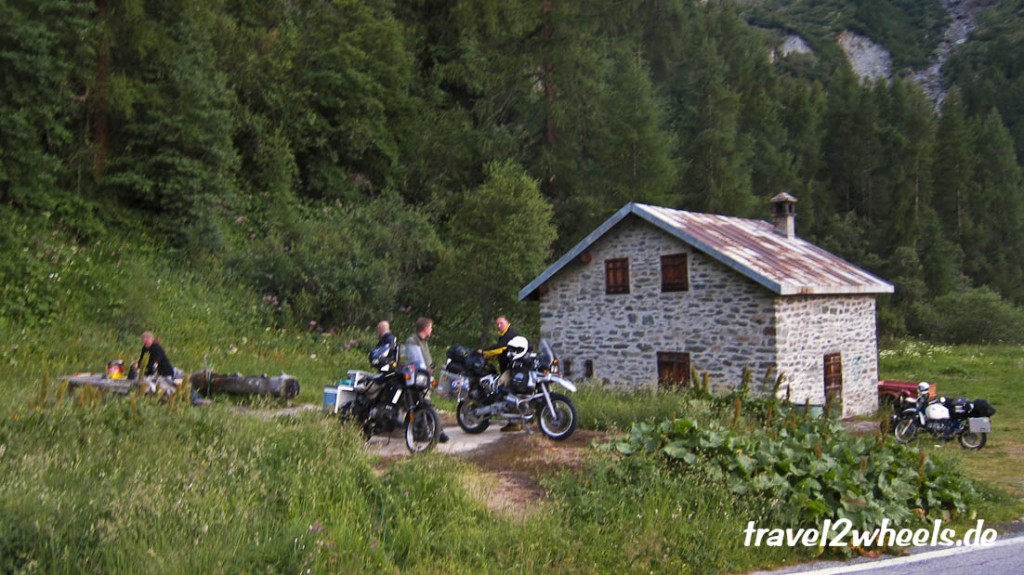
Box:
323, 386, 339, 412
323, 380, 355, 413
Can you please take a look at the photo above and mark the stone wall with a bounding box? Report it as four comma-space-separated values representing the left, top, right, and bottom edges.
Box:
774, 295, 880, 417
538, 218, 779, 392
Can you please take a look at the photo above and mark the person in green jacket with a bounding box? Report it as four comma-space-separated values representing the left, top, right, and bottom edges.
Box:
404, 317, 449, 443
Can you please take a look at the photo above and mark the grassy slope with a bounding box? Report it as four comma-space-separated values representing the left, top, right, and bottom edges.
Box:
879, 340, 1024, 504
1, 221, 1017, 572
0, 222, 798, 573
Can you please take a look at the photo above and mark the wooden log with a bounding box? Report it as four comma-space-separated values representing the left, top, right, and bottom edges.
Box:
190, 371, 300, 399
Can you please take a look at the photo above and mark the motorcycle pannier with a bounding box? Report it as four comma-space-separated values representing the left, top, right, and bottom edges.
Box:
970, 399, 996, 417
447, 345, 470, 362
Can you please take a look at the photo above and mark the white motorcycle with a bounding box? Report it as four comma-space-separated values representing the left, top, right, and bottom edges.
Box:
442, 339, 578, 440
891, 383, 995, 450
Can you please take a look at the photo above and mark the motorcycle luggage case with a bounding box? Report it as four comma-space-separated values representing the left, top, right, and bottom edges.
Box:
969, 417, 991, 433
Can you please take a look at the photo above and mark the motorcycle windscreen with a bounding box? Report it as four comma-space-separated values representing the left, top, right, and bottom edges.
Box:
404, 344, 428, 372
538, 339, 556, 369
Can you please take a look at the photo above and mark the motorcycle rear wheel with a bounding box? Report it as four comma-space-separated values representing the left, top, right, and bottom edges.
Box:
538, 393, 577, 441
405, 405, 441, 453
958, 431, 987, 450
456, 398, 490, 434
893, 418, 918, 444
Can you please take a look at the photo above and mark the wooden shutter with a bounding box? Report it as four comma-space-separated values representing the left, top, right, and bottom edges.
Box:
605, 258, 630, 294
660, 253, 689, 292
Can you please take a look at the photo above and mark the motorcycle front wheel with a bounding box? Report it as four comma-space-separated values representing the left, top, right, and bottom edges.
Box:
958, 431, 987, 450
893, 418, 918, 444
405, 404, 441, 453
457, 398, 490, 434
538, 393, 577, 441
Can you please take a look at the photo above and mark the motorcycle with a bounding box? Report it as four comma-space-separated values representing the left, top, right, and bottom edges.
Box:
337, 346, 442, 453
440, 339, 578, 441
890, 390, 995, 450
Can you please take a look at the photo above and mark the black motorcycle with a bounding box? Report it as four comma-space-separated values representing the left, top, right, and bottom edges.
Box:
890, 392, 995, 450
337, 346, 441, 453
440, 339, 578, 441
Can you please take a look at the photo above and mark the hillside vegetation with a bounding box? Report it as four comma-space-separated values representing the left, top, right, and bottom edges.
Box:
4, 0, 1024, 353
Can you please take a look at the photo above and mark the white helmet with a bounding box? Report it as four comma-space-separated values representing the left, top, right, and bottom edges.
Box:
506, 336, 529, 362
917, 382, 930, 396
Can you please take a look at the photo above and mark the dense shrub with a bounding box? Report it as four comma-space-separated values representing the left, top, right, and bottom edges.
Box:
227, 193, 440, 328
909, 287, 1024, 344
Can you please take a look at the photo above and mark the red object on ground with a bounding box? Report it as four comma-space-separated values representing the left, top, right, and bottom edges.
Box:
878, 380, 936, 402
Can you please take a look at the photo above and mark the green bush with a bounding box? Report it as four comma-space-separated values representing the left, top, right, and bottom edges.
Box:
909, 287, 1024, 344
227, 192, 440, 328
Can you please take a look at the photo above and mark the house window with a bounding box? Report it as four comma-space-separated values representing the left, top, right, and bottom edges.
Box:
661, 253, 689, 292
824, 353, 842, 406
657, 352, 690, 390
562, 359, 573, 377
584, 360, 594, 378
605, 258, 630, 294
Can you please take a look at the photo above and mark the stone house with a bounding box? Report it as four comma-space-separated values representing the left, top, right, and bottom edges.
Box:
518, 195, 894, 417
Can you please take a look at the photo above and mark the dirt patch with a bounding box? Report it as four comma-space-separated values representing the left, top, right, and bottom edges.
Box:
460, 429, 609, 519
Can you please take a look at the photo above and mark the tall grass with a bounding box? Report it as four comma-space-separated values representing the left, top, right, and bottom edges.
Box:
0, 392, 801, 574
573, 384, 717, 431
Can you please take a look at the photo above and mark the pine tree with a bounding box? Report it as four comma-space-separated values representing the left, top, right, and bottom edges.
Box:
428, 160, 556, 336
969, 110, 1024, 301
779, 78, 827, 237
0, 0, 92, 208
821, 64, 880, 220
101, 0, 239, 250
876, 80, 936, 251
676, 38, 754, 216
932, 88, 977, 243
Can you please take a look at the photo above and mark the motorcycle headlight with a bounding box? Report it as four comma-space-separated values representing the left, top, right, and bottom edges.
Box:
415, 372, 429, 388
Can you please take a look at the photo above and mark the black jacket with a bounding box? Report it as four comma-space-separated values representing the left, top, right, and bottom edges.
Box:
376, 331, 399, 366
483, 326, 519, 372
138, 342, 174, 377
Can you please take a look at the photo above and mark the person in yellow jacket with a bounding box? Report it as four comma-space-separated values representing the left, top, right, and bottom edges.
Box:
479, 316, 523, 432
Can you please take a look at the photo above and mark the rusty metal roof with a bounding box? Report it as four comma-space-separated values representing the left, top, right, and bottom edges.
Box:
519, 202, 894, 300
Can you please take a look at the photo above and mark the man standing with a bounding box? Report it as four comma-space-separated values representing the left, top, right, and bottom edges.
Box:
481, 315, 523, 432
480, 315, 518, 372
405, 317, 449, 443
371, 320, 399, 372
404, 317, 434, 371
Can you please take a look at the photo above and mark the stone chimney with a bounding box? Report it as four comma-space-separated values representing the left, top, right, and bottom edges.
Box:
770, 193, 797, 239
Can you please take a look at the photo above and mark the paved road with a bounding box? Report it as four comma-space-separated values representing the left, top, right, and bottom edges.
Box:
751, 533, 1024, 575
